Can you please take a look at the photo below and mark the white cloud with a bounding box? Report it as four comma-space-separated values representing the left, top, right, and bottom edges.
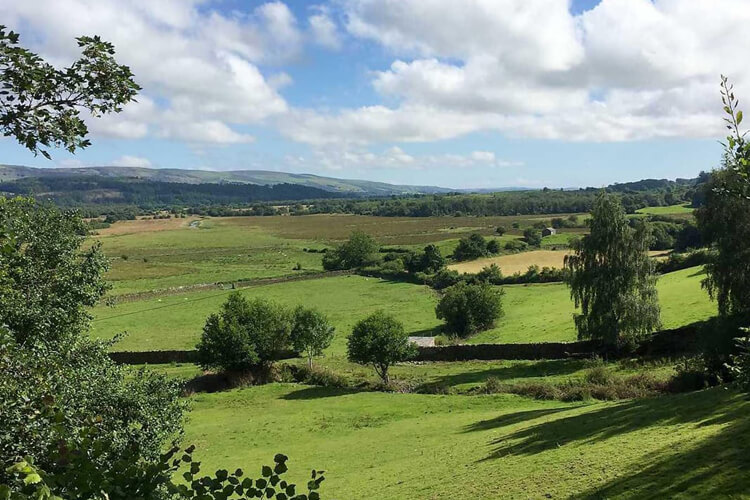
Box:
0, 0, 295, 144
280, 0, 750, 145
285, 147, 521, 171
112, 155, 152, 168
309, 9, 341, 49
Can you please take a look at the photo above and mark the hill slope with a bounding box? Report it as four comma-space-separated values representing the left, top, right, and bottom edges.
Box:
0, 165, 452, 195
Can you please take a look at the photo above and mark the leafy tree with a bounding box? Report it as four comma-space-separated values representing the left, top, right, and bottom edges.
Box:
322, 231, 378, 270
696, 78, 750, 317
564, 192, 661, 347
486, 239, 501, 254
495, 225, 507, 236
452, 233, 489, 261
523, 228, 542, 247
197, 293, 293, 372
291, 306, 335, 368
404, 244, 445, 273
475, 263, 503, 284
435, 282, 504, 337
347, 311, 416, 384
0, 26, 139, 158
0, 197, 109, 346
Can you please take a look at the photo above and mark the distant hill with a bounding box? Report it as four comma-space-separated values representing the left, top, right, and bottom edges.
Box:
0, 165, 454, 196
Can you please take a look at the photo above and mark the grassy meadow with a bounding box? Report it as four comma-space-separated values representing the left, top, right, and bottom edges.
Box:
92, 266, 714, 352
93, 214, 588, 295
180, 384, 749, 499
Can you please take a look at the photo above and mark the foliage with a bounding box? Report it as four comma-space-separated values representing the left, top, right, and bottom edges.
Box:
452, 233, 489, 261
0, 26, 139, 158
486, 239, 501, 254
435, 282, 504, 337
696, 79, 750, 317
2, 446, 325, 500
347, 311, 416, 383
523, 228, 542, 247
495, 225, 507, 235
475, 264, 503, 283
322, 231, 379, 270
291, 307, 335, 368
564, 192, 661, 347
728, 334, 750, 392
197, 293, 293, 372
0, 197, 109, 346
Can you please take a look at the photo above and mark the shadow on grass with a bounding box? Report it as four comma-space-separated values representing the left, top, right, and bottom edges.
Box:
281, 386, 364, 400
476, 387, 749, 498
463, 407, 575, 433
427, 359, 588, 388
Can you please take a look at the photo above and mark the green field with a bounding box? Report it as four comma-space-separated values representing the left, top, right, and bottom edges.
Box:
94, 214, 589, 295
179, 384, 748, 499
635, 204, 694, 215
92, 266, 714, 353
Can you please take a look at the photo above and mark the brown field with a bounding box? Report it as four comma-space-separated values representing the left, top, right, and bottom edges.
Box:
96, 216, 201, 236
448, 250, 571, 275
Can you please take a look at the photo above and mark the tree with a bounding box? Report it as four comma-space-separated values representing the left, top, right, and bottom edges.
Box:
347, 311, 416, 384
564, 192, 661, 347
523, 228, 542, 247
496, 225, 507, 236
696, 77, 750, 317
452, 233, 488, 261
197, 293, 293, 372
291, 306, 335, 368
0, 26, 139, 158
322, 230, 379, 270
486, 239, 501, 254
435, 281, 504, 337
0, 197, 109, 346
405, 244, 445, 273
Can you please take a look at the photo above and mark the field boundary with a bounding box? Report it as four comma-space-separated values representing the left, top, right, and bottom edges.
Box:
109, 323, 702, 364
111, 270, 351, 303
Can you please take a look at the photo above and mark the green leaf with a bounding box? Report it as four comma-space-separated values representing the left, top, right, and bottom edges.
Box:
738, 110, 743, 125
23, 473, 42, 485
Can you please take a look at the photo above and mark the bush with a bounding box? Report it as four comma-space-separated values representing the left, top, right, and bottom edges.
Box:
197, 293, 293, 373
523, 228, 542, 247
435, 282, 504, 337
427, 268, 463, 290
476, 264, 503, 284
347, 311, 417, 383
486, 239, 501, 254
452, 233, 489, 261
503, 239, 528, 252
496, 225, 507, 236
292, 364, 349, 388
322, 231, 379, 270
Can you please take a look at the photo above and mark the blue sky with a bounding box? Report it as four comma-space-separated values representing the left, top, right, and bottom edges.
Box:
1, 0, 746, 188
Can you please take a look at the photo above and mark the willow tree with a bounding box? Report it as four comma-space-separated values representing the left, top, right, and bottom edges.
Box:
564, 192, 661, 347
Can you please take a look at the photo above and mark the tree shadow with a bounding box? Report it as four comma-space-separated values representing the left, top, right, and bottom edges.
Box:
571, 397, 750, 499
472, 387, 749, 497
280, 386, 364, 400
426, 359, 589, 388
463, 407, 576, 433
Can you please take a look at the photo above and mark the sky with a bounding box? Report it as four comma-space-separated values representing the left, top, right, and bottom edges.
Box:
1, 0, 749, 189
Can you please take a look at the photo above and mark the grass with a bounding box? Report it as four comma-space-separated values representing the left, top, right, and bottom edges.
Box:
93, 214, 589, 295
448, 249, 571, 274
181, 383, 749, 498
93, 266, 715, 352
636, 204, 694, 215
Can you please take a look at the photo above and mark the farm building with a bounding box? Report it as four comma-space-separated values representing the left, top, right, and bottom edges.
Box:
542, 227, 557, 237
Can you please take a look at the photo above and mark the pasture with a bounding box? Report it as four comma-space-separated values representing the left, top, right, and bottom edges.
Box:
181, 384, 749, 499
93, 214, 588, 295
635, 203, 694, 215
92, 266, 714, 352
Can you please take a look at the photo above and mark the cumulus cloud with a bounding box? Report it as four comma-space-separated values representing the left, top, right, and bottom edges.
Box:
309, 8, 342, 49
112, 155, 152, 168
280, 0, 750, 145
0, 0, 295, 144
285, 146, 521, 171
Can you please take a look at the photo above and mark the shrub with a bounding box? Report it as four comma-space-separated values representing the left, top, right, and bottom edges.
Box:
496, 225, 507, 236
435, 281, 504, 337
427, 268, 463, 290
476, 264, 503, 284
197, 293, 293, 373
503, 239, 528, 252
523, 228, 542, 247
292, 364, 349, 388
452, 233, 489, 261
486, 239, 501, 254
322, 230, 379, 270
291, 306, 335, 368
347, 311, 417, 383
